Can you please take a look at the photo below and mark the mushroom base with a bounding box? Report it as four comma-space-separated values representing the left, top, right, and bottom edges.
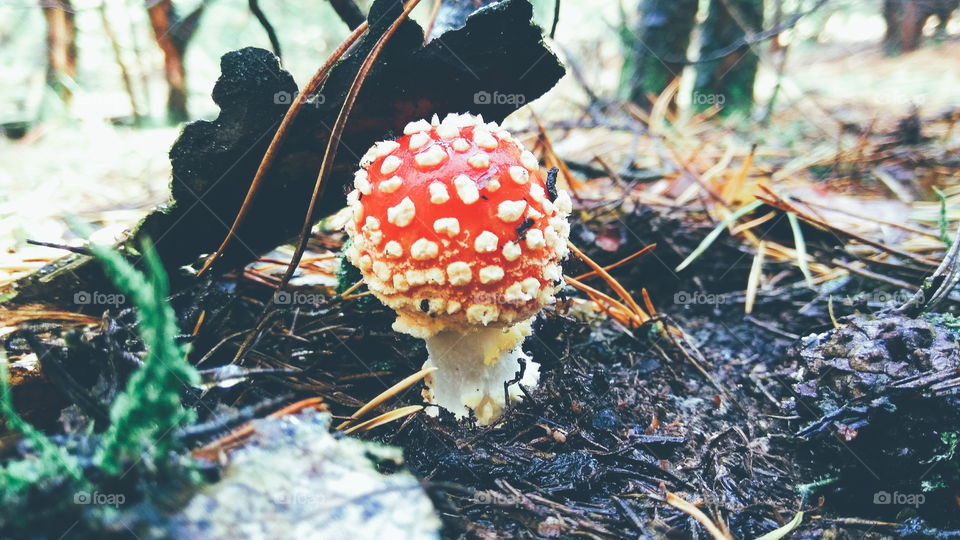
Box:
421, 321, 539, 425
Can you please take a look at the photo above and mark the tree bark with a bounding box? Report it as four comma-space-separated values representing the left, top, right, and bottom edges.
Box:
883, 0, 959, 56
147, 0, 204, 122
625, 0, 698, 110
41, 0, 77, 102
693, 0, 763, 116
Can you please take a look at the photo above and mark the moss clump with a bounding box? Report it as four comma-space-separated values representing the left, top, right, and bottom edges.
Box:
0, 354, 86, 530
0, 235, 202, 536
89, 237, 200, 476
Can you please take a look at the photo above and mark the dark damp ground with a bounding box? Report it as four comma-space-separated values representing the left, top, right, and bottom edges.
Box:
5, 204, 959, 539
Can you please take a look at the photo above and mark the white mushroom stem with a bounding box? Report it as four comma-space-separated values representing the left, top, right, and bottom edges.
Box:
420, 321, 539, 425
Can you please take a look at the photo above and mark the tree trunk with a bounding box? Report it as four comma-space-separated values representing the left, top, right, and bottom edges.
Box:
41, 0, 77, 102
625, 0, 698, 110
883, 0, 959, 56
693, 0, 763, 116
147, 0, 204, 122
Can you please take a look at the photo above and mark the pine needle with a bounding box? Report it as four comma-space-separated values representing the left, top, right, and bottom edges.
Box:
565, 276, 643, 327
934, 186, 952, 245
343, 405, 423, 434
567, 241, 649, 324
754, 512, 803, 540
745, 241, 766, 315
198, 22, 370, 276
336, 367, 437, 430
730, 211, 776, 235
572, 244, 656, 281
786, 211, 815, 288
676, 200, 764, 272
722, 143, 756, 204
827, 296, 840, 328
338, 279, 365, 298
665, 491, 732, 540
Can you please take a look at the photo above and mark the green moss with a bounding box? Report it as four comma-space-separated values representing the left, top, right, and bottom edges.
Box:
923, 312, 960, 333
87, 236, 200, 476
920, 432, 960, 494
1, 232, 202, 532
0, 354, 87, 529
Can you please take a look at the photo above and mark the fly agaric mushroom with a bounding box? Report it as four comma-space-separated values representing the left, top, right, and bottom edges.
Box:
343, 113, 572, 424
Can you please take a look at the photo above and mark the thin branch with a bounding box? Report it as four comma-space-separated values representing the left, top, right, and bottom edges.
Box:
550, 0, 560, 38
329, 0, 365, 30
249, 0, 282, 59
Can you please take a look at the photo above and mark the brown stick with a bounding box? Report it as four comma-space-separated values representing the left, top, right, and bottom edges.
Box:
423, 0, 443, 41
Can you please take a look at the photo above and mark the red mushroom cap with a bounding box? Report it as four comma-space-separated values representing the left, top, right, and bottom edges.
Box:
344, 113, 571, 337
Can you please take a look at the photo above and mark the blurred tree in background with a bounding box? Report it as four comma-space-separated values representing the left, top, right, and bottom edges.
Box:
624, 0, 958, 116
36, 0, 203, 123
883, 0, 959, 55
11, 0, 960, 130
145, 0, 205, 122
624, 0, 764, 116
693, 0, 764, 114
624, 0, 698, 110
41, 0, 77, 103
